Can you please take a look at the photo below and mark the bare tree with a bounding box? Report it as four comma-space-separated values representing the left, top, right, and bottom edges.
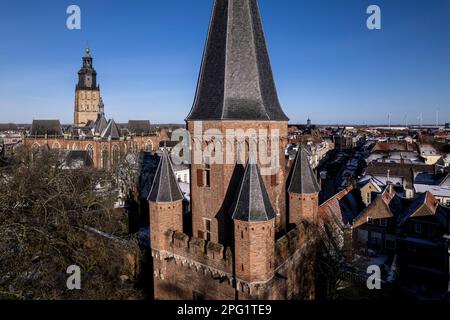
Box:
0, 146, 143, 300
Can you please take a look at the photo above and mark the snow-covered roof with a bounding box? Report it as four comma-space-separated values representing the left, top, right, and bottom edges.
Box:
359, 175, 405, 187
414, 184, 450, 198
179, 182, 190, 202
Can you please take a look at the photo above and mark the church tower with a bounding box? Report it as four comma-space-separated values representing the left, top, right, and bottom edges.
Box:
74, 48, 102, 127
186, 0, 289, 245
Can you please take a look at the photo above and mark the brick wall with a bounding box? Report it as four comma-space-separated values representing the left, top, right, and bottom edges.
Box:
234, 220, 275, 283
24, 135, 160, 170
288, 192, 319, 226
187, 120, 288, 244
149, 200, 183, 251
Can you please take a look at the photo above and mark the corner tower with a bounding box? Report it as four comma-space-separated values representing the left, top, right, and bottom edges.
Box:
186, 0, 289, 244
148, 150, 184, 252
74, 48, 102, 127
287, 145, 321, 226
232, 159, 276, 285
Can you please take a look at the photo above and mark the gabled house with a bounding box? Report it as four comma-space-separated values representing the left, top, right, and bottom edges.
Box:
351, 186, 450, 291
397, 192, 450, 288
353, 187, 399, 253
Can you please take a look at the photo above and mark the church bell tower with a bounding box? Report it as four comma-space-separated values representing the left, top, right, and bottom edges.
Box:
74, 48, 102, 127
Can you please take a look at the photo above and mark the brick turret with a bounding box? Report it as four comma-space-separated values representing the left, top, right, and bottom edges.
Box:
231, 159, 276, 283
287, 144, 321, 226
148, 149, 184, 252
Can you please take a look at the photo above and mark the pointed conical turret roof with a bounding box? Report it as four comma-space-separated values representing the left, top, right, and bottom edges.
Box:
231, 158, 276, 222
186, 0, 288, 121
148, 150, 184, 203
287, 144, 321, 194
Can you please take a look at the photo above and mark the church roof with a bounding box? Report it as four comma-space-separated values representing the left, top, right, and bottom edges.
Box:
30, 120, 63, 137
101, 119, 121, 140
231, 159, 276, 222
186, 0, 288, 122
148, 149, 184, 203
128, 120, 152, 135
94, 114, 108, 135
287, 144, 321, 194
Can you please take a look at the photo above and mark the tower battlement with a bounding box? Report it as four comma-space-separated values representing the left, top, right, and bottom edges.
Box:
152, 230, 234, 280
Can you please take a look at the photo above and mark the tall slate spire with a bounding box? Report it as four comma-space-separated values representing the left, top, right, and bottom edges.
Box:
148, 150, 184, 203
186, 0, 289, 121
287, 145, 321, 194
231, 159, 276, 222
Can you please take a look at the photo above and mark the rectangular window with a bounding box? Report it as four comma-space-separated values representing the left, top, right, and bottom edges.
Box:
427, 225, 436, 237
367, 217, 374, 225
204, 219, 211, 242
414, 223, 422, 234
197, 169, 204, 187
385, 240, 396, 249
271, 174, 277, 186
205, 170, 211, 188
204, 157, 211, 188
379, 219, 387, 227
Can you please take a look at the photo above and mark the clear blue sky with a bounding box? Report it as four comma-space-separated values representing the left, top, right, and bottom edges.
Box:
0, 0, 449, 125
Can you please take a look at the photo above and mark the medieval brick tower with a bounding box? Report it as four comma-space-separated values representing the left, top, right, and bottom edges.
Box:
150, 0, 320, 300
287, 145, 321, 226
74, 48, 102, 127
186, 0, 289, 243
149, 150, 184, 252
232, 159, 276, 287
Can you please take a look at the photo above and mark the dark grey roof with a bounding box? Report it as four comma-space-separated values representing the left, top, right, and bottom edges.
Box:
186, 0, 289, 121
101, 119, 121, 140
30, 120, 63, 137
128, 120, 152, 135
231, 160, 276, 222
287, 145, 321, 194
94, 114, 108, 135
0, 123, 18, 131
148, 150, 183, 203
